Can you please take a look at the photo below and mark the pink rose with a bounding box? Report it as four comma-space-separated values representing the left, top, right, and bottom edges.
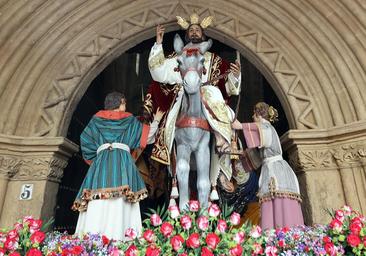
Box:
178, 253, 188, 256
252, 243, 263, 255
229, 212, 241, 226
160, 222, 173, 238
347, 234, 361, 247
0, 248, 5, 256
22, 216, 34, 223
341, 205, 352, 216
188, 200, 200, 212
229, 244, 243, 256
143, 229, 155, 243
201, 247, 214, 256
168, 205, 180, 219
146, 245, 161, 256
170, 235, 184, 252
26, 248, 42, 256
233, 231, 245, 244
335, 210, 344, 222
124, 228, 137, 240
186, 233, 200, 249
14, 223, 23, 232
150, 214, 162, 226
250, 225, 262, 238
30, 231, 45, 244
180, 215, 192, 230
265, 245, 278, 256
217, 219, 227, 233
197, 216, 209, 231
205, 233, 220, 249
208, 204, 221, 217
125, 244, 138, 256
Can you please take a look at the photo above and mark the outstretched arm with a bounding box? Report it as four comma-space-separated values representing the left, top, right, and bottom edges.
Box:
148, 25, 182, 84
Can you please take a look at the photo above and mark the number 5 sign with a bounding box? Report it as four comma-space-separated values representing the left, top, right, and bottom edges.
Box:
20, 184, 33, 200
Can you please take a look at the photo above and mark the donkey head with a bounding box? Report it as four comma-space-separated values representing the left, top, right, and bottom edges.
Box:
174, 34, 212, 94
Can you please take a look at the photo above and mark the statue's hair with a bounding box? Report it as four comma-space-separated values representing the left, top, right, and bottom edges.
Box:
104, 91, 125, 110
254, 102, 279, 123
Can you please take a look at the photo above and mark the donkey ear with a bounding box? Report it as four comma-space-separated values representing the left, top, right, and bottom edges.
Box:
199, 39, 212, 54
174, 34, 184, 55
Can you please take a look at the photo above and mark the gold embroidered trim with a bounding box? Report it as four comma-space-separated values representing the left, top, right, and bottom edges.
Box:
72, 186, 148, 212
259, 191, 302, 204
149, 51, 165, 70
209, 54, 223, 86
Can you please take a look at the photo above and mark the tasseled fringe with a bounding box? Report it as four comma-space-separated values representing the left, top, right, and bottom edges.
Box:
170, 186, 179, 198
169, 198, 176, 207
210, 187, 219, 201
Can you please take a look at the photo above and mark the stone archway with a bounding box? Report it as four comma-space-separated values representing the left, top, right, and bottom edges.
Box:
0, 0, 366, 226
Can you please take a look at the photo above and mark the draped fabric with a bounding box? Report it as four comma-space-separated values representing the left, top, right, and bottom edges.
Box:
72, 111, 149, 212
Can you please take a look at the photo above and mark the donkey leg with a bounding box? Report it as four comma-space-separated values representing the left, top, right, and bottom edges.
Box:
176, 144, 191, 211
195, 133, 211, 209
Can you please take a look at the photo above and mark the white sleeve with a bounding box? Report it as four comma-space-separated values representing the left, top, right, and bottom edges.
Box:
259, 123, 272, 148
148, 43, 182, 85
147, 120, 159, 144
225, 72, 242, 96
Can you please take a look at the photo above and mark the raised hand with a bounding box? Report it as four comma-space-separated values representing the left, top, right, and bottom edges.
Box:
231, 119, 242, 130
153, 107, 165, 122
229, 59, 241, 79
156, 25, 165, 44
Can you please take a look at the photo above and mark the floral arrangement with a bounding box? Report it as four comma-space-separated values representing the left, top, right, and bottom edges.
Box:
0, 204, 365, 255
324, 205, 366, 255
0, 216, 46, 256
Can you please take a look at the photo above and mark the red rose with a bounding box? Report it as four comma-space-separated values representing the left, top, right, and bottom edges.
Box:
188, 200, 200, 212
322, 236, 331, 244
205, 233, 220, 249
8, 252, 21, 256
4, 238, 18, 251
347, 234, 361, 247
197, 216, 209, 231
146, 245, 161, 256
278, 240, 285, 247
350, 222, 362, 235
28, 220, 42, 234
186, 233, 200, 249
150, 214, 162, 226
229, 212, 241, 226
102, 235, 110, 245
7, 230, 18, 240
143, 229, 155, 243
229, 244, 243, 256
30, 231, 45, 244
329, 219, 343, 232
324, 242, 336, 255
180, 215, 192, 230
71, 245, 83, 255
170, 235, 184, 252
26, 248, 42, 256
216, 219, 227, 233
125, 244, 138, 256
201, 247, 214, 256
160, 222, 173, 237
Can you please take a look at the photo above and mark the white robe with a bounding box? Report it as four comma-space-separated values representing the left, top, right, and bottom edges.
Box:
148, 43, 242, 184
